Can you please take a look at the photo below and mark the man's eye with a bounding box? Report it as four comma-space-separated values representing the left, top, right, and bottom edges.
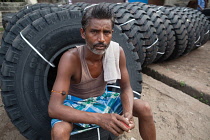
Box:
104, 31, 111, 35
91, 30, 97, 33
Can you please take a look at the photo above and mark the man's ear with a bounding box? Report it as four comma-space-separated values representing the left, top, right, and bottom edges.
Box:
80, 28, 85, 39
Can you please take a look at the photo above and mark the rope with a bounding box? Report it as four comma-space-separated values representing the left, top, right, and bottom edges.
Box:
97, 128, 101, 140
106, 85, 141, 96
119, 19, 135, 27
84, 4, 99, 11
157, 6, 164, 10
145, 38, 159, 49
204, 30, 209, 35
196, 43, 202, 47
157, 52, 165, 54
194, 35, 200, 44
20, 32, 55, 67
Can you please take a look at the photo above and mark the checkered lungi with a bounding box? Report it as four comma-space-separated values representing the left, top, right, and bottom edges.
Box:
51, 90, 123, 135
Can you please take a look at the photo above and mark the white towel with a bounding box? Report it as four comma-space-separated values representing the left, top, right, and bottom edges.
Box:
103, 41, 121, 84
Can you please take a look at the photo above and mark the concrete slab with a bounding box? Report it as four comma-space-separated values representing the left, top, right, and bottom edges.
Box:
143, 42, 210, 105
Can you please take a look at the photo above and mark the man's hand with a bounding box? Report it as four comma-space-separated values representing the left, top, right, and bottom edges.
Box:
123, 112, 135, 131
97, 113, 131, 136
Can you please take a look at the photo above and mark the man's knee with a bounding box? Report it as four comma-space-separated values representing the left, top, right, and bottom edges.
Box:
52, 122, 73, 138
134, 100, 153, 118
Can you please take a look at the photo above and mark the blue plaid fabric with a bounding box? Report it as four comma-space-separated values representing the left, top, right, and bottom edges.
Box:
51, 90, 123, 135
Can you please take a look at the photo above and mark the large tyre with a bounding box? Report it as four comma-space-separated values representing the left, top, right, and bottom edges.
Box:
2, 13, 16, 29
169, 7, 196, 55
155, 6, 188, 60
196, 10, 209, 45
3, 3, 57, 33
0, 7, 63, 68
182, 7, 205, 48
149, 8, 176, 62
0, 3, 58, 63
75, 2, 91, 10
64, 4, 82, 10
1, 9, 141, 140
106, 3, 158, 66
122, 3, 167, 62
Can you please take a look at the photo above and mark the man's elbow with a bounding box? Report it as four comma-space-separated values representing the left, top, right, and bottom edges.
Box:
48, 105, 57, 118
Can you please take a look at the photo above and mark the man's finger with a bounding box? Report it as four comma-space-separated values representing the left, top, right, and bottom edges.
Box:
112, 123, 124, 135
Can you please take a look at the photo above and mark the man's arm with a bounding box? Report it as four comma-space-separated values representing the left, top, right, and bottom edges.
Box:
48, 50, 100, 124
118, 47, 134, 128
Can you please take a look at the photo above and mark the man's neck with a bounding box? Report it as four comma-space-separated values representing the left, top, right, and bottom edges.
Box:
84, 46, 104, 63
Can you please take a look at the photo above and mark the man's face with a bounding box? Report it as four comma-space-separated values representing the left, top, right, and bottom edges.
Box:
81, 18, 113, 55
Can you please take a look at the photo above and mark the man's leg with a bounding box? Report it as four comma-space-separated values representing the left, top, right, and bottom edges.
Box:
51, 121, 73, 140
133, 99, 156, 140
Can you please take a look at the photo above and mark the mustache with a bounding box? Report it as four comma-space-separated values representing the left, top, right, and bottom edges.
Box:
93, 43, 108, 48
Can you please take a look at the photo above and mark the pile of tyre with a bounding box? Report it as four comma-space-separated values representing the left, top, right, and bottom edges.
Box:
0, 2, 209, 140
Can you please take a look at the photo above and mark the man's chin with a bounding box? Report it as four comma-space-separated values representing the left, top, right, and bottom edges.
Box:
92, 49, 106, 55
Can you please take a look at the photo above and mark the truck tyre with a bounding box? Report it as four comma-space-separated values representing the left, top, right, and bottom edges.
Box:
169, 7, 196, 55
106, 3, 158, 66
156, 6, 188, 60
1, 9, 141, 140
149, 8, 176, 62
122, 3, 167, 62
0, 7, 63, 68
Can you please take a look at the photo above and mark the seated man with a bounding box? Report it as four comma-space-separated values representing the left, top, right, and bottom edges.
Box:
48, 4, 156, 140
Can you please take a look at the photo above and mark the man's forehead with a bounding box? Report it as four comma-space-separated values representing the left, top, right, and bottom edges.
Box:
88, 18, 112, 28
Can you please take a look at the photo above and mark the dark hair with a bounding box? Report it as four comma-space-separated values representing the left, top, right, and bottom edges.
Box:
81, 4, 115, 30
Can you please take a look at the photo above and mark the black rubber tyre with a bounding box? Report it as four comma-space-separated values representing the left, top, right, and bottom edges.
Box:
169, 7, 196, 55
1, 9, 141, 140
4, 3, 57, 33
0, 7, 63, 69
171, 7, 207, 49
176, 7, 200, 49
75, 2, 91, 10
155, 6, 188, 60
106, 3, 158, 66
64, 4, 82, 10
196, 11, 209, 45
191, 9, 209, 46
2, 13, 16, 29
1, 3, 58, 59
148, 7, 176, 62
182, 7, 205, 48
202, 9, 210, 40
122, 3, 167, 62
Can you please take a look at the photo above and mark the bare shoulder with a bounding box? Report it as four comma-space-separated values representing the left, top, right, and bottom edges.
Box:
119, 46, 126, 59
58, 47, 80, 72
61, 48, 79, 61
59, 48, 80, 65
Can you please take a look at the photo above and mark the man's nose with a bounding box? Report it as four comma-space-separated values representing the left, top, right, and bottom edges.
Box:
98, 33, 105, 42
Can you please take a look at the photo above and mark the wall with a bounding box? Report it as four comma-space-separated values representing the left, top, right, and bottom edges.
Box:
72, 0, 125, 4
26, 0, 37, 4
164, 0, 190, 6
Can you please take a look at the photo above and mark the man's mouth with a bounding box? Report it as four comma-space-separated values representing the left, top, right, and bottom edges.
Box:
95, 46, 106, 49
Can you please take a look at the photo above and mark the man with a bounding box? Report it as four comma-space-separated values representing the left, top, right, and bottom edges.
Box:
197, 0, 207, 10
48, 4, 156, 140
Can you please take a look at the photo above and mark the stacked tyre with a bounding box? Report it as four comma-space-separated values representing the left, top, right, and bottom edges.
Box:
0, 2, 210, 140
0, 3, 142, 140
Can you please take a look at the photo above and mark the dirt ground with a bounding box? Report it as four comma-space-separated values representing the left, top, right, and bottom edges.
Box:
0, 37, 210, 139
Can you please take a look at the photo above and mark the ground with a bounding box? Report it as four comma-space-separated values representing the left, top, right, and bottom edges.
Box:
0, 38, 210, 139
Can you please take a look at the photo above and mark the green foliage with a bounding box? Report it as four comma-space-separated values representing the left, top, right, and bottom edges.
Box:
194, 93, 209, 105
0, 27, 4, 32
179, 81, 186, 87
